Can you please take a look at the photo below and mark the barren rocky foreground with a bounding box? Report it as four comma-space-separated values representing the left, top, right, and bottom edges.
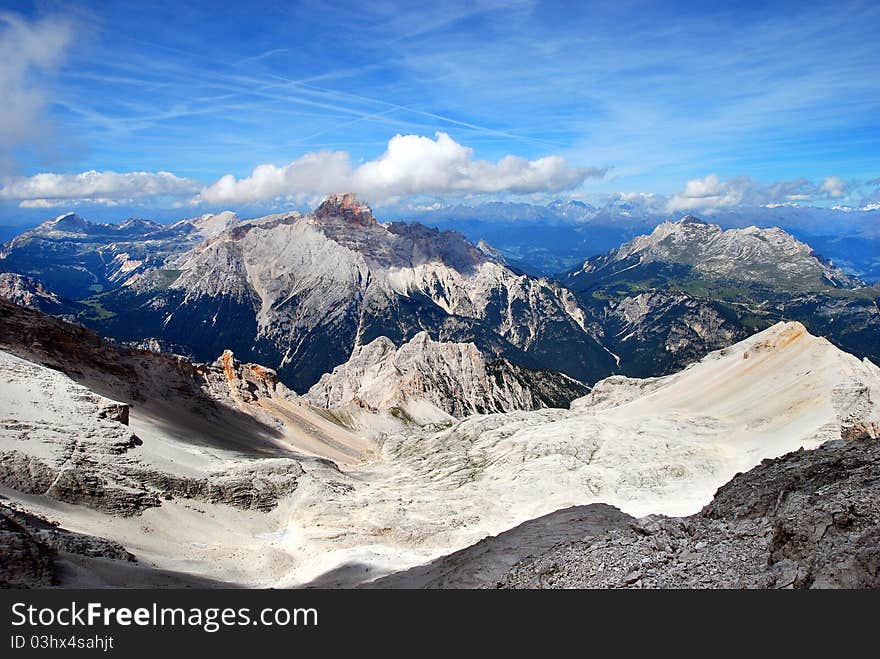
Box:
2, 291, 879, 588
494, 438, 880, 589
369, 438, 880, 588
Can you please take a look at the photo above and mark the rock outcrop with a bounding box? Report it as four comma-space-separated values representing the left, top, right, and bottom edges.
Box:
128, 460, 305, 513
314, 192, 375, 227
0, 349, 154, 515
306, 332, 588, 420
0, 272, 71, 314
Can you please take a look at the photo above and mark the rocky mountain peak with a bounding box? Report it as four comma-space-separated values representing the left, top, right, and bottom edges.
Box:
582, 217, 861, 290
675, 214, 709, 226
305, 332, 588, 420
651, 215, 717, 238
314, 192, 375, 227
117, 218, 162, 232
50, 211, 80, 223
41, 212, 93, 234
612, 215, 719, 256
189, 210, 240, 239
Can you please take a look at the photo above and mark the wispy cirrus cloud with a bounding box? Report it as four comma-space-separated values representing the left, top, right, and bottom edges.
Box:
2, 2, 878, 209
0, 11, 75, 169
195, 132, 603, 205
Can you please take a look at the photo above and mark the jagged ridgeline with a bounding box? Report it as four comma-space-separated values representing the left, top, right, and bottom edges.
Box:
0, 211, 240, 299
0, 194, 614, 393
3, 199, 879, 396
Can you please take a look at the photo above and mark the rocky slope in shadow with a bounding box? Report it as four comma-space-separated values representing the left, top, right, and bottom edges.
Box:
0, 297, 354, 518
0, 346, 306, 517
363, 504, 634, 589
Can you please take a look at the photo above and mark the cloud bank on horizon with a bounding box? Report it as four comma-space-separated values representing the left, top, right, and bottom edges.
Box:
195, 132, 604, 206
1, 2, 878, 218
5, 160, 878, 215
666, 174, 856, 213
0, 132, 600, 208
1, 170, 200, 209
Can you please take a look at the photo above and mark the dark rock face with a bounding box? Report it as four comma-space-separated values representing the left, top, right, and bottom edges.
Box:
0, 502, 133, 588
0, 505, 56, 588
494, 439, 880, 589
485, 360, 590, 411
584, 289, 749, 378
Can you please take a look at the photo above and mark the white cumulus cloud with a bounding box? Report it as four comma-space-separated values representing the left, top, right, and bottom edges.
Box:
197, 151, 353, 206
0, 170, 202, 207
195, 132, 603, 205
666, 174, 750, 212
819, 176, 848, 199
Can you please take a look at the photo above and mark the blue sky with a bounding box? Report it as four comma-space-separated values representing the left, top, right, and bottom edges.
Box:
0, 0, 879, 221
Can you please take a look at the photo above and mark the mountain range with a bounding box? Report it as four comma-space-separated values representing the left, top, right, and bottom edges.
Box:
3, 195, 877, 395
564, 216, 880, 377
0, 210, 240, 299
1, 193, 879, 589
1, 194, 616, 392
400, 200, 880, 281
